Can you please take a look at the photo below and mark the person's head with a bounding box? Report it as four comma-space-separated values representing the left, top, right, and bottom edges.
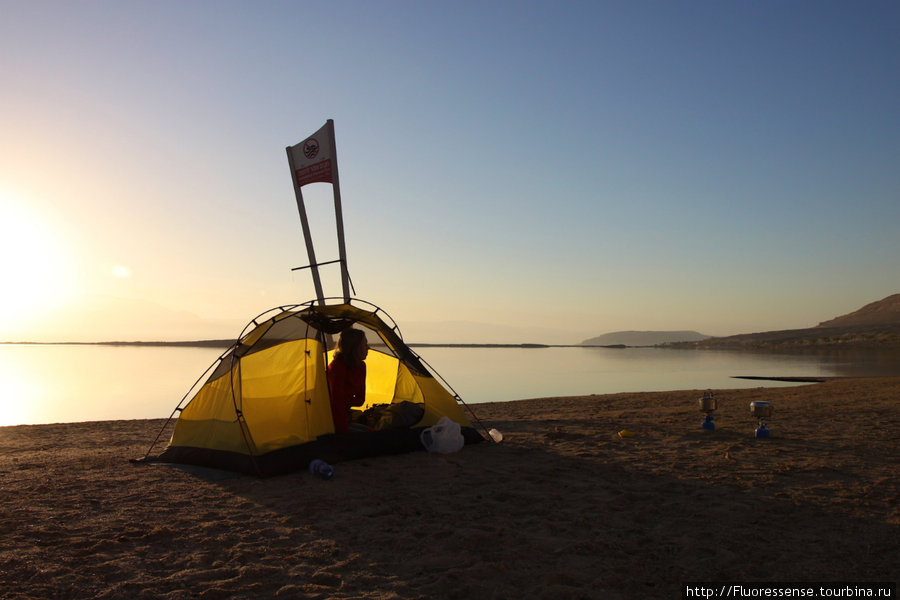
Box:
336, 328, 368, 367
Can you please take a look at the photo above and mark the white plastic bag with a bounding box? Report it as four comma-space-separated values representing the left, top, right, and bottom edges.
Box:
420, 416, 464, 454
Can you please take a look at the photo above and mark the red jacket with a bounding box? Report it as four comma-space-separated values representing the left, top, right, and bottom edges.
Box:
326, 358, 366, 434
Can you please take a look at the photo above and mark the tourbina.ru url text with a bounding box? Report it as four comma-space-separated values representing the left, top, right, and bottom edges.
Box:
683, 583, 895, 598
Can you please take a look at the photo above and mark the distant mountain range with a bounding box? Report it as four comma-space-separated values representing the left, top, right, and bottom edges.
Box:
581, 330, 709, 346
674, 293, 900, 350
14, 294, 898, 350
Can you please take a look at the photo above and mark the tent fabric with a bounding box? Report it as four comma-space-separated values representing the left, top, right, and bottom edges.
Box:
155, 299, 482, 475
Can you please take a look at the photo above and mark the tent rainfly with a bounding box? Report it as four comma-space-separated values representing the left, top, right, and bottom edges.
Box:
142, 299, 484, 476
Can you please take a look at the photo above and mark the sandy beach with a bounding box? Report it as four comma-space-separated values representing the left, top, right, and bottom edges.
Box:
1, 377, 898, 599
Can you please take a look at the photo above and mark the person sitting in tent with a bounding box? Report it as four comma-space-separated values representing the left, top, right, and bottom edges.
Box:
327, 328, 369, 433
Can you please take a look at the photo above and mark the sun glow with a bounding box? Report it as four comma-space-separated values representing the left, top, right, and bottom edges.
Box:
0, 191, 78, 339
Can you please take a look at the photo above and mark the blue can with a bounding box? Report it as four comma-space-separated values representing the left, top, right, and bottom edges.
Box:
309, 459, 334, 480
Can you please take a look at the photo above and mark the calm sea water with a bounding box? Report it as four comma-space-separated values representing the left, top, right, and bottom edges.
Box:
1, 344, 898, 427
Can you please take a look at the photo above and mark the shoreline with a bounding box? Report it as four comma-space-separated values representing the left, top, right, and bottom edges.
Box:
0, 374, 881, 430
6, 339, 900, 352
2, 378, 897, 598
1, 340, 620, 349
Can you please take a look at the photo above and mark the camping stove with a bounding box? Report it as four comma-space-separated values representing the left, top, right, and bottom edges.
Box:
698, 391, 717, 431
750, 401, 773, 438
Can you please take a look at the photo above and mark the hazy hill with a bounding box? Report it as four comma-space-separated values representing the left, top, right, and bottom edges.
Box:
674, 293, 900, 349
816, 293, 900, 328
582, 330, 709, 346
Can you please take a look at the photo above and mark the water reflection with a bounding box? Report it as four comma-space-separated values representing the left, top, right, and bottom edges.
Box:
422, 346, 900, 404
754, 347, 900, 378
0, 345, 221, 427
1, 344, 898, 426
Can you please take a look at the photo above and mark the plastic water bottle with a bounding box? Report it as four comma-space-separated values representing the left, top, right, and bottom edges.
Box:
309, 459, 334, 480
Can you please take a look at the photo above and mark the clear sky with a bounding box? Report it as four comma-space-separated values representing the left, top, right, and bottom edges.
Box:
1, 1, 898, 344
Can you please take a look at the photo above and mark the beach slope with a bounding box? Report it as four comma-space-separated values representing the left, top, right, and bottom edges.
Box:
1, 378, 898, 598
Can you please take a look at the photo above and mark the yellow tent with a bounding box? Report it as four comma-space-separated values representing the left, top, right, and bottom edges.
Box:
149, 299, 483, 475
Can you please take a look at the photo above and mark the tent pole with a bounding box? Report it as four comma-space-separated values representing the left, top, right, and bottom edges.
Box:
327, 119, 352, 303
286, 146, 326, 305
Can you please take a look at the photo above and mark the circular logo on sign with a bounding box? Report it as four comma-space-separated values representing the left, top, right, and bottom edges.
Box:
303, 138, 320, 159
